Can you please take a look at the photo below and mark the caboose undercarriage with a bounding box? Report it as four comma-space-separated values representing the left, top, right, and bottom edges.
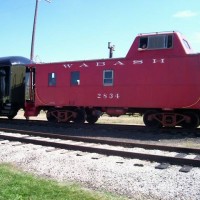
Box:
142, 109, 200, 129
24, 102, 200, 129
46, 107, 100, 124
25, 106, 102, 124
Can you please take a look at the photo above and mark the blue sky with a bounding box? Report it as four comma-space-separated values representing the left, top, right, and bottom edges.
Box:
0, 0, 200, 62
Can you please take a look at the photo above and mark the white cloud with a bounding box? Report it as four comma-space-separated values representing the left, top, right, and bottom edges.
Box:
173, 10, 198, 18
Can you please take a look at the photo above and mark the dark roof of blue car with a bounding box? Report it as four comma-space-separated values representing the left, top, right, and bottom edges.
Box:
0, 56, 33, 66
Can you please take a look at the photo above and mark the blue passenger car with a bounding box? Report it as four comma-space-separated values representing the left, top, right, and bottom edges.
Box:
0, 56, 32, 119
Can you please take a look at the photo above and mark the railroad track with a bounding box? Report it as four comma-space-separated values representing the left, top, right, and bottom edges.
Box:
1, 118, 200, 138
0, 128, 200, 172
0, 118, 142, 130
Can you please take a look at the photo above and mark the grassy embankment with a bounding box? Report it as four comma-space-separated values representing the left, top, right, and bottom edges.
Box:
0, 164, 127, 200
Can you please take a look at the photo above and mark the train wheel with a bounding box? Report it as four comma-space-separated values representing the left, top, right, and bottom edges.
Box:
74, 109, 86, 123
46, 109, 57, 122
181, 112, 199, 129
7, 111, 18, 120
143, 110, 162, 129
47, 109, 76, 123
7, 114, 17, 120
86, 115, 99, 124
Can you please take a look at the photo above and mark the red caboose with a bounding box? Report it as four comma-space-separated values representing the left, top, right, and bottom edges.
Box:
24, 31, 200, 128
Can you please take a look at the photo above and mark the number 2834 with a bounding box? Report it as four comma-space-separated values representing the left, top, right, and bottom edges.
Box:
97, 93, 120, 99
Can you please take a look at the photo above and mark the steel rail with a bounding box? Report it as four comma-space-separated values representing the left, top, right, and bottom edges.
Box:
0, 127, 200, 154
0, 133, 200, 167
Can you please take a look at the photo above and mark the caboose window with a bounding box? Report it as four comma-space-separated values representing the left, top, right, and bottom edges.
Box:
48, 72, 56, 86
139, 37, 148, 49
148, 35, 166, 49
139, 34, 173, 49
103, 70, 113, 86
183, 39, 191, 49
71, 71, 80, 86
167, 35, 173, 48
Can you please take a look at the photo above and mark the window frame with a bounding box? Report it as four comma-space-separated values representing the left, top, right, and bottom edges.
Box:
103, 70, 114, 86
48, 72, 56, 87
70, 71, 80, 86
139, 34, 173, 50
183, 39, 191, 49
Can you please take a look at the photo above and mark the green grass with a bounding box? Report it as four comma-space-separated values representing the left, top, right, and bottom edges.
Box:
0, 164, 127, 200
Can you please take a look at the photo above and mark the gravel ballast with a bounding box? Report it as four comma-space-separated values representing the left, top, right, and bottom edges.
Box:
0, 138, 200, 200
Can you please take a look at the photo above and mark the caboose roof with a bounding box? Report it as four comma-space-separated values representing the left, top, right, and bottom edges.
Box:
138, 31, 177, 36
